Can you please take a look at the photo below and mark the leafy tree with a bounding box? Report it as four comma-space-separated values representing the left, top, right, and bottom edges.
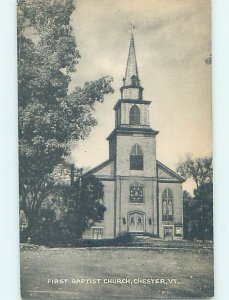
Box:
193, 182, 213, 240
60, 174, 106, 243
183, 191, 193, 239
177, 155, 212, 189
23, 172, 105, 245
18, 0, 113, 234
177, 156, 213, 240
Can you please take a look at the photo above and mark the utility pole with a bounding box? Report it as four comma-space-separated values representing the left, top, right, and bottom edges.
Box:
70, 164, 75, 186
69, 164, 83, 237
77, 168, 83, 233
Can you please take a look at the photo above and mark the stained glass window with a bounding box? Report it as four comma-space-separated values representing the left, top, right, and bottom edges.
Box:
162, 188, 173, 221
130, 185, 144, 203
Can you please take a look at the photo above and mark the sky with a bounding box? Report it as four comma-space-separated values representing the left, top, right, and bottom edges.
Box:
69, 0, 212, 193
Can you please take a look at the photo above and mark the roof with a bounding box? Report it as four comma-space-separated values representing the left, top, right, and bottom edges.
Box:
83, 159, 115, 180
83, 158, 185, 184
157, 160, 185, 183
107, 127, 159, 141
124, 33, 139, 86
113, 99, 151, 110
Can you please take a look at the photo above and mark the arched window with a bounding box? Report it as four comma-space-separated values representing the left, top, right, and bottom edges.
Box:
131, 75, 138, 87
162, 188, 173, 221
129, 105, 140, 125
130, 144, 143, 170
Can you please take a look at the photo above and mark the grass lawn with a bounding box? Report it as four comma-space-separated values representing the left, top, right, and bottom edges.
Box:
21, 244, 214, 299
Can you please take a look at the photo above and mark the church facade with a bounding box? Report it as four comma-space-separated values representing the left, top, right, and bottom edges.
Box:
83, 32, 185, 240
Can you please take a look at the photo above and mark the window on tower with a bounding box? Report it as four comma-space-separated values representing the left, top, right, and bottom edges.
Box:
131, 75, 138, 87
130, 144, 143, 170
129, 105, 140, 125
162, 188, 173, 221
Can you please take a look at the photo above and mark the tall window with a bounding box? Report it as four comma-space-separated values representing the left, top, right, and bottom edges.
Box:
130, 144, 143, 170
162, 188, 173, 221
129, 105, 140, 125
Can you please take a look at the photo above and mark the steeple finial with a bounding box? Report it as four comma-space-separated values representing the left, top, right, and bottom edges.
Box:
124, 21, 139, 87
129, 19, 136, 35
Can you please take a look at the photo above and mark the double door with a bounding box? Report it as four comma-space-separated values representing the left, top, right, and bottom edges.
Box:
128, 212, 145, 233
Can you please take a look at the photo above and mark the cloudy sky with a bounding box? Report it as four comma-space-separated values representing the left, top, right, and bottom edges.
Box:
69, 0, 212, 192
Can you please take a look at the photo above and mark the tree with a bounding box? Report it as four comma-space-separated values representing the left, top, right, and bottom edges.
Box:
61, 174, 106, 243
23, 171, 106, 245
193, 182, 213, 240
183, 191, 194, 239
18, 0, 113, 234
176, 155, 212, 189
177, 155, 213, 240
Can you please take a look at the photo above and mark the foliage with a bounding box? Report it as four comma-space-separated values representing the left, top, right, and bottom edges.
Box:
59, 175, 106, 244
182, 191, 193, 239
194, 182, 213, 240
177, 155, 212, 188
18, 0, 113, 233
177, 156, 213, 240
23, 174, 106, 245
183, 183, 213, 241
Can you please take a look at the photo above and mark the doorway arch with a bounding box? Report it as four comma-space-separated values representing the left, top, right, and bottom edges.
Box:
127, 211, 145, 233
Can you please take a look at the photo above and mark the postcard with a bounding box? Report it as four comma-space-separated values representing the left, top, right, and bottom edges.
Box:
18, 0, 213, 299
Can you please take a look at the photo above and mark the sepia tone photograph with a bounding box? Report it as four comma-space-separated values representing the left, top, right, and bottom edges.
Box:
18, 0, 213, 299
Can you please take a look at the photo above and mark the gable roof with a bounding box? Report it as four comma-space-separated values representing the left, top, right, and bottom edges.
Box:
83, 159, 185, 183
157, 160, 185, 183
83, 159, 115, 180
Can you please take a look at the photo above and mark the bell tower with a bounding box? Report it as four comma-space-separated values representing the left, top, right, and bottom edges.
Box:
107, 28, 159, 178
114, 30, 153, 130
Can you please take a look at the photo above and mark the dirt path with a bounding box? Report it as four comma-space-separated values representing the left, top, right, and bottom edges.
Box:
21, 246, 214, 299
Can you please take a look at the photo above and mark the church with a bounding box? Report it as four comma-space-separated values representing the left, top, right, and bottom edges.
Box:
83, 31, 185, 240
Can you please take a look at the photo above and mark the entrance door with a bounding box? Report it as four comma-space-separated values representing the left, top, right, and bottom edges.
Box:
128, 212, 145, 233
163, 226, 173, 240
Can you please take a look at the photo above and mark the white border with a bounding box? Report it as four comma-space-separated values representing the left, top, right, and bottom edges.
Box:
212, 0, 229, 299
0, 1, 20, 300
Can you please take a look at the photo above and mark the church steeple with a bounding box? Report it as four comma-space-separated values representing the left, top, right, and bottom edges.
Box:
120, 27, 143, 100
124, 33, 139, 87
107, 26, 158, 145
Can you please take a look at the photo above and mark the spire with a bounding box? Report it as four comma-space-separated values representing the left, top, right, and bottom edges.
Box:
120, 22, 143, 100
123, 23, 140, 87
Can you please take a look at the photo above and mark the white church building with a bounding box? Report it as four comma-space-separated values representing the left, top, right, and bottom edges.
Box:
83, 32, 185, 240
